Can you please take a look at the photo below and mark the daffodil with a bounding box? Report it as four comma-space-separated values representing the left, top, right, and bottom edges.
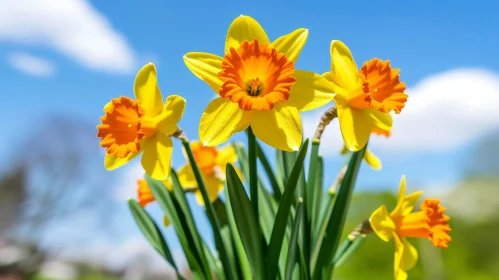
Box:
324, 41, 408, 151
137, 178, 170, 227
183, 15, 335, 151
340, 128, 391, 170
369, 176, 451, 280
166, 141, 243, 205
97, 63, 186, 180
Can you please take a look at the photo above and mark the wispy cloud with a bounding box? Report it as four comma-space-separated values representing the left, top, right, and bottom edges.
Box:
0, 0, 136, 74
7, 52, 55, 77
302, 68, 499, 156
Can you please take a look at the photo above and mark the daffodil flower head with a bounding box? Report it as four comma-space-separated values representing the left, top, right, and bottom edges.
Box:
325, 41, 408, 152
369, 176, 451, 280
184, 15, 336, 151
166, 141, 243, 206
96, 63, 186, 180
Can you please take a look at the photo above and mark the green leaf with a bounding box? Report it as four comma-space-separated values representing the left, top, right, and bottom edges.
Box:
127, 199, 184, 280
226, 163, 265, 279
312, 145, 367, 279
285, 199, 304, 280
204, 242, 226, 280
256, 141, 282, 199
266, 139, 309, 280
309, 142, 323, 235
170, 170, 212, 278
145, 174, 206, 279
224, 184, 253, 280
182, 140, 238, 280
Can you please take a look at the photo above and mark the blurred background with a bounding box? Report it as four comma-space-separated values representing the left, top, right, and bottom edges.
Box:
1, 0, 498, 279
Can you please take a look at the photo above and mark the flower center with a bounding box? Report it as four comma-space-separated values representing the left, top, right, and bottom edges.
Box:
137, 179, 155, 207
346, 59, 408, 113
218, 39, 296, 111
191, 143, 218, 175
395, 199, 451, 248
97, 96, 157, 158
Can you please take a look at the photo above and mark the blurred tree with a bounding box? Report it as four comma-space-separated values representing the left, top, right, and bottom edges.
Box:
0, 115, 114, 246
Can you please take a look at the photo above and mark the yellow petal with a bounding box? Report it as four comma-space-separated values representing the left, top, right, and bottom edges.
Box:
134, 63, 164, 117
225, 15, 270, 54
364, 148, 382, 170
366, 108, 393, 132
104, 149, 142, 170
393, 235, 418, 280
216, 144, 238, 168
369, 205, 396, 242
195, 175, 223, 206
393, 234, 408, 280
199, 98, 252, 146
287, 70, 335, 112
156, 95, 186, 135
176, 164, 197, 189
391, 176, 423, 217
141, 135, 173, 180
337, 104, 370, 152
270, 28, 308, 63
329, 40, 360, 91
251, 104, 302, 152
322, 72, 350, 99
183, 52, 224, 93
163, 215, 171, 227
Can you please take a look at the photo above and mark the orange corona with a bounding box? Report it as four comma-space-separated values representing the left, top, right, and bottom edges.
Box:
218, 39, 296, 111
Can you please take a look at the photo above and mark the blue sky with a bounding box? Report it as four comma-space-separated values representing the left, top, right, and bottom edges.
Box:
1, 0, 498, 269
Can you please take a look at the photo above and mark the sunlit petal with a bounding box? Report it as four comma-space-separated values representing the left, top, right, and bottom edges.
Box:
134, 63, 164, 117
183, 52, 224, 93
199, 98, 252, 146
156, 95, 186, 135
225, 15, 269, 53
287, 70, 335, 112
330, 40, 360, 91
369, 205, 396, 242
104, 149, 142, 170
336, 103, 370, 152
251, 104, 302, 152
270, 28, 308, 63
141, 135, 173, 180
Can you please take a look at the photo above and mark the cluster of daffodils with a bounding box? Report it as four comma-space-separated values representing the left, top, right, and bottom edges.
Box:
96, 15, 450, 280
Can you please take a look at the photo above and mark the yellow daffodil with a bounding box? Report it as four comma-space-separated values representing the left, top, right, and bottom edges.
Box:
184, 15, 335, 151
97, 63, 186, 180
137, 178, 170, 227
369, 176, 451, 280
324, 41, 408, 151
167, 141, 243, 205
340, 128, 391, 170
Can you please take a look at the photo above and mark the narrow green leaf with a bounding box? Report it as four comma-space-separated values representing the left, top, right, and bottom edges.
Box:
226, 163, 265, 279
170, 170, 212, 278
309, 143, 323, 236
256, 141, 282, 200
246, 127, 259, 220
266, 139, 309, 280
145, 174, 205, 279
311, 191, 335, 269
312, 145, 367, 280
182, 140, 238, 280
285, 200, 304, 280
127, 199, 184, 280
224, 184, 253, 280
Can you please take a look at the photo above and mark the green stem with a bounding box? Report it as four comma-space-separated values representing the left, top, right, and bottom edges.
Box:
182, 139, 238, 280
247, 127, 259, 220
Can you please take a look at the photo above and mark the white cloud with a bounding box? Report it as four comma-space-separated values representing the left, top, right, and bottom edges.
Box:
302, 68, 499, 156
0, 0, 136, 74
7, 52, 55, 77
